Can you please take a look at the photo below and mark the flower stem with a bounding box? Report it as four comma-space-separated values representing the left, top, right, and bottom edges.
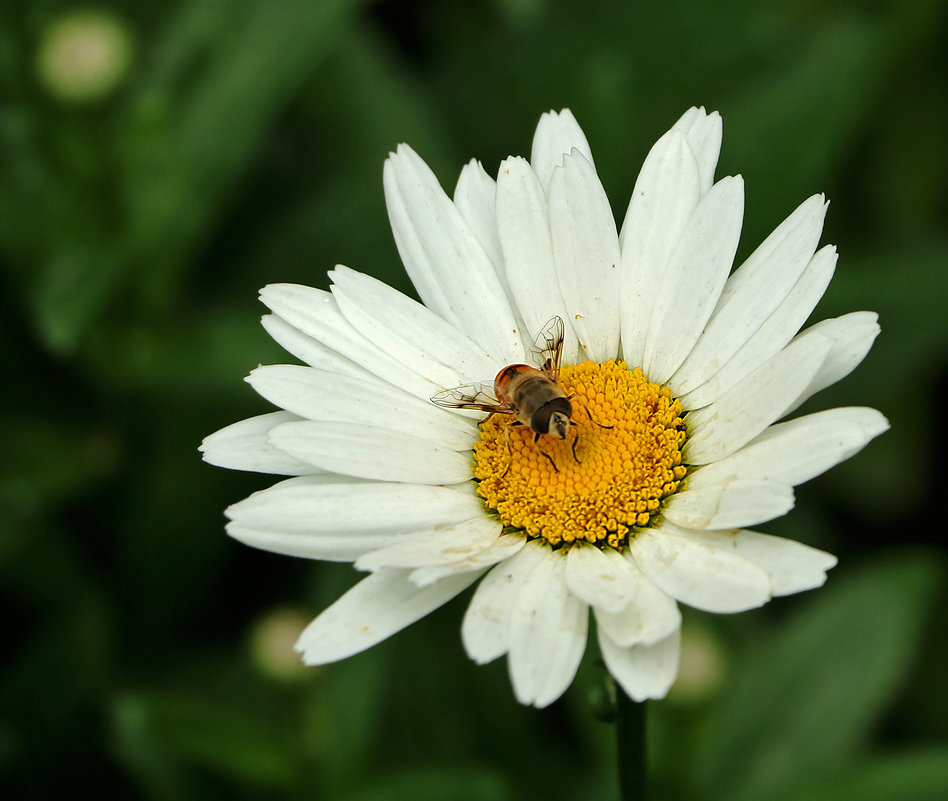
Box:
615, 683, 647, 801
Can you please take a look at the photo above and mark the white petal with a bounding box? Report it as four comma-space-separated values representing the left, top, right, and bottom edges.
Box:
671, 106, 722, 195
225, 475, 483, 535
355, 516, 503, 572
496, 157, 577, 359
246, 364, 477, 451
599, 627, 681, 702
680, 529, 837, 597
531, 108, 594, 191
670, 194, 828, 395
259, 284, 437, 400
295, 569, 481, 665
200, 411, 321, 476
593, 561, 681, 647
383, 144, 524, 365
261, 314, 385, 384
453, 162, 527, 351
226, 524, 415, 562
619, 130, 701, 369
508, 543, 588, 707
643, 176, 745, 383
784, 312, 881, 414
684, 332, 833, 465
663, 479, 795, 530
630, 524, 771, 613
680, 245, 837, 409
461, 543, 545, 664
382, 150, 459, 327
549, 150, 621, 362
409, 534, 526, 587
687, 406, 890, 490
267, 421, 473, 485
329, 265, 500, 387
565, 545, 641, 614
454, 159, 505, 276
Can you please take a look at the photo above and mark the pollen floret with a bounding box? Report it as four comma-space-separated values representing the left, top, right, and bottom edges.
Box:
474, 360, 687, 548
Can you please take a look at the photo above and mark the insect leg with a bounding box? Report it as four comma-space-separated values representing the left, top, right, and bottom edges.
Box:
571, 428, 581, 464
501, 420, 524, 477
566, 393, 613, 429
532, 432, 559, 472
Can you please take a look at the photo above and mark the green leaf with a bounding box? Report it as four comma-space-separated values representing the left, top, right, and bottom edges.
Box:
820, 240, 948, 385
773, 749, 948, 801
111, 690, 300, 791
721, 0, 944, 248
0, 108, 122, 353
803, 239, 948, 520
350, 764, 512, 801
722, 19, 888, 242
297, 568, 393, 792
234, 20, 453, 292
120, 0, 368, 310
692, 551, 942, 801
30, 248, 130, 355
0, 417, 120, 560
80, 304, 282, 401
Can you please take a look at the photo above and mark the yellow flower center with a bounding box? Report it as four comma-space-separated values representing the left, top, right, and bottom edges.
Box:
474, 360, 687, 549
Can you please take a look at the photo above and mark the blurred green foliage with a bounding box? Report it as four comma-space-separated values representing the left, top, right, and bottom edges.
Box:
1, 0, 946, 798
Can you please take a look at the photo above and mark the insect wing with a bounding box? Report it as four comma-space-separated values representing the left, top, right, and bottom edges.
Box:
430, 382, 510, 414
530, 316, 565, 379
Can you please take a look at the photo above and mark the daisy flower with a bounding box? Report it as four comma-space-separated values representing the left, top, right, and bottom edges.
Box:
201, 108, 887, 708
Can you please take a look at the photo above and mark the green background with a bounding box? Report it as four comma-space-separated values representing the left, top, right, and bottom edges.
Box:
1, 0, 946, 798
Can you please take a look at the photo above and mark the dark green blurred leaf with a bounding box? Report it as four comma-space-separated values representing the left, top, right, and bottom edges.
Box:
350, 764, 512, 801
693, 552, 942, 801
811, 238, 948, 519
112, 691, 299, 791
0, 108, 71, 262
773, 749, 948, 801
295, 567, 393, 792
0, 416, 120, 559
236, 22, 453, 291
120, 0, 368, 311
31, 249, 129, 355
0, 540, 115, 795
111, 695, 188, 801
82, 305, 281, 400
823, 239, 948, 383
3, 0, 369, 353
0, 106, 120, 354
719, 0, 945, 253
724, 20, 882, 243
301, 643, 392, 792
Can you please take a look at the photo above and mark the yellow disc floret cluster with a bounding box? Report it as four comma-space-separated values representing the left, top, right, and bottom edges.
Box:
474, 360, 687, 549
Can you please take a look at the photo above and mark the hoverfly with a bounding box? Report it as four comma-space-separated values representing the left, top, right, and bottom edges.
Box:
431, 317, 608, 472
